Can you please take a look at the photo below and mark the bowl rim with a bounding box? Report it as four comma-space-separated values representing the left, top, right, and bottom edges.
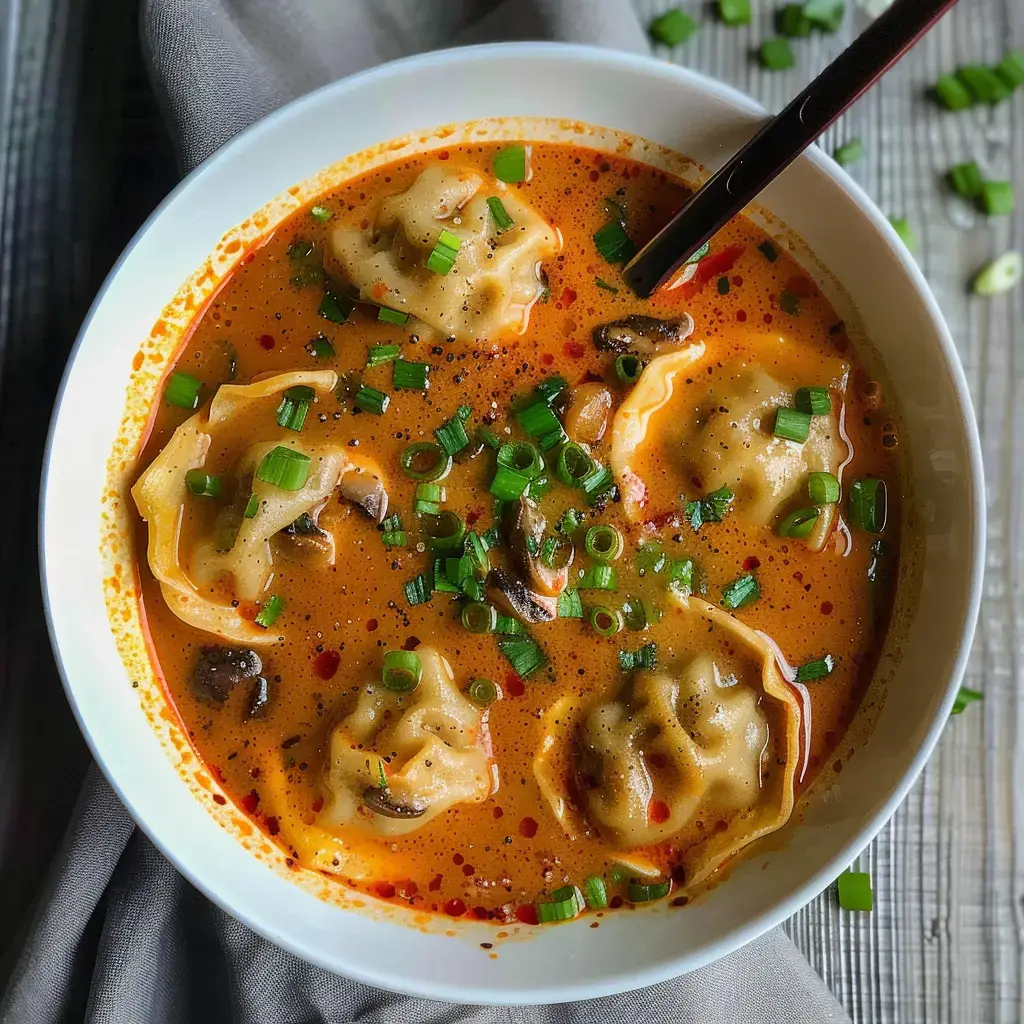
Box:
39, 40, 986, 1003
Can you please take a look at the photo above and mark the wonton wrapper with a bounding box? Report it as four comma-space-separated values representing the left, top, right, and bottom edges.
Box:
535, 597, 801, 889
611, 351, 851, 551
332, 165, 559, 341
319, 648, 494, 838
132, 370, 378, 645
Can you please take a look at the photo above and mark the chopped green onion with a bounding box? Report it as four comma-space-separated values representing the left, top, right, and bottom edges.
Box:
774, 407, 812, 443
668, 558, 694, 596
498, 637, 546, 677
808, 471, 841, 504
837, 870, 873, 912
951, 685, 983, 715
778, 3, 812, 37
468, 677, 499, 707
366, 344, 401, 367
494, 615, 525, 635
777, 505, 821, 538
555, 443, 594, 488
979, 180, 1014, 217
426, 228, 463, 276
477, 426, 502, 450
721, 573, 760, 609
888, 216, 917, 253
947, 161, 984, 200
716, 276, 730, 295
444, 555, 471, 586
404, 572, 432, 606
593, 218, 637, 264
254, 595, 285, 629
685, 484, 735, 532
381, 530, 407, 548
276, 384, 315, 431
392, 359, 429, 391
481, 525, 502, 550
595, 277, 619, 293
636, 542, 667, 576
256, 446, 312, 491
759, 38, 795, 71
833, 138, 864, 167
486, 196, 515, 232
802, 0, 844, 32
583, 875, 609, 909
497, 441, 544, 480
493, 145, 529, 184
649, 7, 698, 45
685, 241, 711, 265
589, 605, 623, 637
973, 251, 1023, 296
995, 50, 1024, 90
381, 650, 422, 693
779, 290, 801, 315
537, 885, 584, 923
580, 564, 618, 592
415, 482, 446, 504
849, 478, 887, 533
614, 354, 644, 383
401, 442, 451, 482
432, 558, 460, 593
516, 401, 561, 438
794, 386, 831, 416
534, 375, 568, 405
539, 536, 560, 569
243, 493, 260, 518
933, 73, 974, 111
718, 0, 750, 25
538, 428, 567, 453
434, 411, 472, 458
414, 499, 441, 516
465, 532, 490, 573
558, 508, 585, 534
618, 642, 658, 671
956, 65, 1010, 105
165, 371, 203, 410
306, 334, 335, 359
184, 470, 220, 498
758, 240, 778, 262
421, 510, 466, 551
528, 476, 551, 502
461, 602, 497, 634
287, 238, 314, 260
376, 306, 409, 326
319, 285, 354, 324
461, 576, 485, 602
556, 588, 583, 618
309, 204, 332, 222
627, 879, 672, 903
584, 525, 624, 562
354, 385, 389, 415
490, 464, 530, 501
581, 464, 614, 506
795, 654, 835, 682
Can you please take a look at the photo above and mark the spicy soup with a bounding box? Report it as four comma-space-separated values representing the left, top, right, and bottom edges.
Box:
131, 140, 901, 924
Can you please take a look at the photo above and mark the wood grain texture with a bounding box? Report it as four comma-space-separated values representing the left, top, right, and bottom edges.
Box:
631, 0, 1024, 1020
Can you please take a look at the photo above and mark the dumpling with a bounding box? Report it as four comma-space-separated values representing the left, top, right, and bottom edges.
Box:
331, 165, 560, 341
132, 371, 385, 644
539, 597, 801, 889
319, 648, 494, 837
611, 352, 850, 550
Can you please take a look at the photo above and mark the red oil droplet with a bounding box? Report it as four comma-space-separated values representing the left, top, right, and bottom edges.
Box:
453, 853, 464, 865
314, 649, 340, 680
519, 816, 538, 838
505, 673, 525, 697
366, 618, 378, 632
375, 882, 396, 899
515, 904, 539, 925
563, 340, 585, 359
648, 799, 671, 824
821, 601, 834, 615
763, 313, 773, 324
212, 794, 226, 805
428, 874, 443, 891
736, 309, 747, 322
493, 806, 504, 819
466, 507, 484, 527
437, 150, 449, 160
732, 275, 743, 287
259, 334, 275, 350
265, 816, 280, 836
311, 796, 324, 814
462, 864, 475, 876
541, 352, 555, 366
473, 906, 489, 920
743, 556, 761, 572
609, 895, 624, 909
589, 169, 600, 182
241, 790, 260, 814
444, 898, 467, 917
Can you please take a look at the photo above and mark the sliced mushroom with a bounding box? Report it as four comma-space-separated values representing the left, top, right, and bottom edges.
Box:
339, 468, 389, 523
486, 568, 558, 624
506, 497, 571, 597
362, 787, 427, 819
190, 645, 263, 705
592, 313, 695, 355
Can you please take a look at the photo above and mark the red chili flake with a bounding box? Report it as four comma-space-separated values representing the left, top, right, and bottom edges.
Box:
462, 864, 475, 876
505, 673, 525, 697
212, 794, 226, 805
519, 816, 539, 839
466, 507, 484, 528
609, 895, 624, 909
311, 796, 324, 813
402, 636, 421, 651
473, 906, 489, 920
259, 334, 275, 350
731, 275, 743, 287
736, 310, 747, 322
375, 881, 396, 899
265, 816, 280, 836
314, 649, 340, 680
541, 352, 555, 366
560, 287, 578, 307
668, 243, 746, 302
437, 150, 450, 160
515, 904, 539, 925
366, 618, 379, 632
763, 313, 774, 324
743, 556, 761, 572
428, 874, 443, 892
493, 806, 504, 819
444, 898, 467, 917
821, 601, 834, 615
248, 766, 261, 779
792, 571, 804, 582
648, 799, 671, 824
563, 340, 585, 359
241, 790, 260, 814
453, 853, 465, 865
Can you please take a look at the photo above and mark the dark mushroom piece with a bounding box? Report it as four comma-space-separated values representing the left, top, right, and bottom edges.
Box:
591, 313, 695, 355
506, 497, 571, 597
362, 787, 427, 820
339, 468, 389, 523
486, 568, 558, 624
246, 676, 272, 720
190, 645, 262, 705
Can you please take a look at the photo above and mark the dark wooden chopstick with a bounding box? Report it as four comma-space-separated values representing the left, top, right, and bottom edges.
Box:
623, 0, 961, 298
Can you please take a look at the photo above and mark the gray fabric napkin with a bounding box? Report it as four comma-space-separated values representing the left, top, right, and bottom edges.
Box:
1, 2, 852, 1021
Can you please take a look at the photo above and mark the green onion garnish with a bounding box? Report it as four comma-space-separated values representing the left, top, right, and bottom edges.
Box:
649, 7, 698, 45
486, 196, 515, 232
888, 216, 917, 253
973, 251, 1023, 296
256, 446, 312, 491
184, 470, 220, 498
377, 306, 409, 326
779, 290, 801, 315
796, 654, 835, 682
497, 441, 544, 480
580, 564, 618, 592
584, 525, 624, 562
534, 375, 568, 405
951, 685, 983, 715
392, 359, 429, 391
381, 529, 407, 548
538, 428, 567, 453
627, 879, 672, 903
774, 407, 812, 443
837, 870, 873, 912
516, 401, 561, 438
556, 588, 583, 618
426, 227, 462, 276
498, 637, 546, 677
537, 885, 584, 923
401, 442, 451, 482
558, 508, 585, 534
849, 478, 887, 533
381, 650, 422, 693
309, 204, 332, 222
979, 180, 1014, 217
287, 238, 313, 260
432, 558, 459, 592
777, 506, 821, 538
318, 284, 354, 324
583, 876, 608, 909
947, 161, 984, 200
354, 385, 389, 415
636, 542, 667, 576
581, 464, 614, 506
461, 576, 485, 602
933, 73, 974, 111
528, 475, 551, 502
306, 334, 335, 359
554, 443, 593, 489
468, 677, 499, 707
995, 50, 1024, 89
276, 384, 315, 431
254, 595, 285, 629
956, 65, 1010, 105
802, 0, 844, 32
494, 615, 525, 635
808, 471, 841, 504
595, 277, 619, 293
721, 573, 760, 609
618, 642, 658, 671
614, 354, 644, 383
794, 386, 831, 416
465, 532, 490, 573
461, 602, 497, 634
685, 484, 735, 532
594, 218, 637, 265
490, 464, 530, 501
778, 3, 811, 36
404, 572, 433, 606
444, 555, 471, 586
421, 510, 466, 551
366, 344, 401, 367
759, 37, 795, 71
668, 558, 694, 596
165, 371, 203, 410
435, 410, 472, 457
718, 0, 750, 26
589, 605, 623, 637
493, 145, 528, 184
477, 425, 502, 450
243, 493, 260, 518
415, 482, 446, 505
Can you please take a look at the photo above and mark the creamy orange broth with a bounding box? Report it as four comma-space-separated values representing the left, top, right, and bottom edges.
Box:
134, 142, 900, 922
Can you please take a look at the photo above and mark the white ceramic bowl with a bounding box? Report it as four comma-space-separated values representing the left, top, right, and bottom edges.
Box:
41, 43, 984, 1003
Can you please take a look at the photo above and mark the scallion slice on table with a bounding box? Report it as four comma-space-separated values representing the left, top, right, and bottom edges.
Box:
956, 65, 1010, 105
354, 385, 389, 415
254, 595, 285, 629
648, 8, 698, 46
381, 650, 422, 692
778, 506, 821, 538
995, 49, 1024, 89
849, 478, 887, 533
425, 228, 462, 275
947, 161, 984, 200
462, 602, 497, 634
165, 370, 203, 410
614, 354, 644, 383
377, 306, 409, 326
392, 359, 429, 390
276, 384, 315, 431
498, 636, 547, 677
803, 0, 844, 32
794, 386, 831, 416
366, 345, 402, 368
256, 446, 311, 490
795, 654, 835, 682
933, 73, 973, 111
979, 180, 1015, 217
777, 3, 812, 38
537, 885, 584, 923
583, 875, 609, 909
774, 407, 812, 442
759, 38, 795, 71
184, 470, 220, 498
973, 251, 1023, 296
627, 879, 672, 903
486, 196, 515, 232
808, 471, 841, 504
833, 138, 864, 167
888, 216, 917, 253
951, 685, 983, 715
837, 870, 873, 912
589, 605, 623, 637
556, 588, 583, 618
468, 677, 499, 707
401, 442, 451, 482
721, 573, 760, 609
493, 145, 529, 184
718, 0, 750, 26
584, 525, 624, 562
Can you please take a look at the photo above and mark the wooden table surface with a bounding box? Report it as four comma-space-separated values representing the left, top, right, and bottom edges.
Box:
630, 0, 1023, 1020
